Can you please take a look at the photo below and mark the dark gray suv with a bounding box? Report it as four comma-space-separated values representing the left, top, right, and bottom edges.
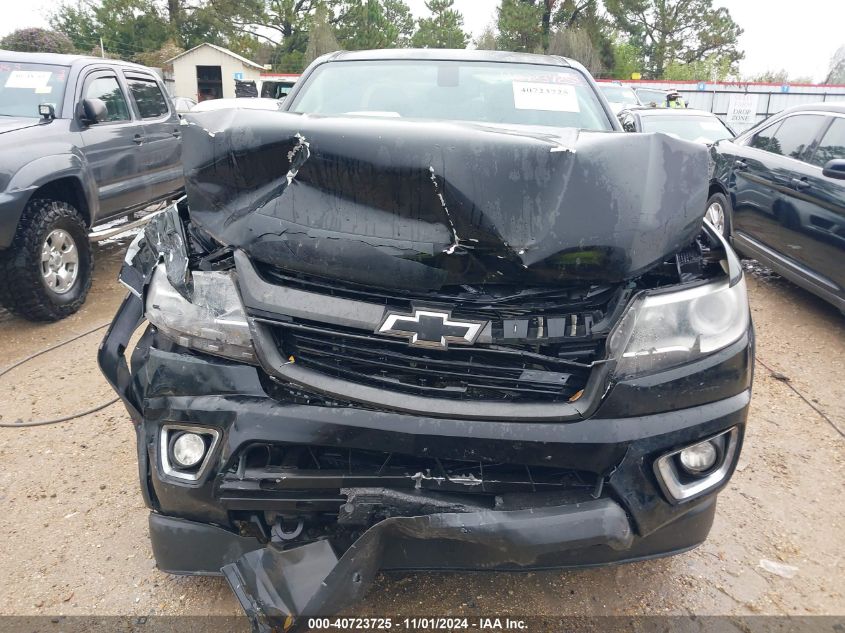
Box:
0, 52, 183, 321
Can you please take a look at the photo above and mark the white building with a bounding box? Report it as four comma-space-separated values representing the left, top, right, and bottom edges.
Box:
167, 43, 264, 101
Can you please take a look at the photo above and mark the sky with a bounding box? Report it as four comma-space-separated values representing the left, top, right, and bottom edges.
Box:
3, 0, 844, 82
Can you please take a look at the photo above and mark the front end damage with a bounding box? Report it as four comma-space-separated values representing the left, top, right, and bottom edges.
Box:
99, 110, 753, 632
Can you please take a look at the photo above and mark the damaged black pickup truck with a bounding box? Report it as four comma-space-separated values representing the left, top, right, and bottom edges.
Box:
98, 50, 753, 631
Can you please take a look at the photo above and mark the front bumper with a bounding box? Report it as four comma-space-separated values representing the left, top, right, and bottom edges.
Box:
100, 293, 752, 629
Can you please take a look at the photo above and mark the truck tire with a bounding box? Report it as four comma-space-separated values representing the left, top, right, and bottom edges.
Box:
0, 198, 93, 322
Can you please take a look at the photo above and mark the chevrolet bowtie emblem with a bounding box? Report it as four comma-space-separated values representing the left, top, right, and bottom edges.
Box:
377, 308, 486, 350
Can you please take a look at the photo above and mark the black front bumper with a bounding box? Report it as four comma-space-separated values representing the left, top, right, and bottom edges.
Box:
99, 293, 752, 629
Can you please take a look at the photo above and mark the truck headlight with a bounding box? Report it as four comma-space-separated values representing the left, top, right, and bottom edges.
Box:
608, 276, 749, 376
145, 264, 255, 362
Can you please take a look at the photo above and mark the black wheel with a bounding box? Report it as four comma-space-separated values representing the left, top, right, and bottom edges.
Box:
704, 191, 731, 237
0, 198, 93, 321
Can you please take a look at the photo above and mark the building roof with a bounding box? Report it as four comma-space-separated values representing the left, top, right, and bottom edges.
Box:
166, 43, 264, 70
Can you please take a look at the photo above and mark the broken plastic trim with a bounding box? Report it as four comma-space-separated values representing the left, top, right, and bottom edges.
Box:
222, 499, 631, 633
119, 200, 191, 299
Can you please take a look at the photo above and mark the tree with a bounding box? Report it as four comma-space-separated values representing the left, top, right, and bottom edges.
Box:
411, 0, 469, 49
383, 0, 415, 46
611, 39, 643, 79
133, 40, 184, 69
305, 3, 340, 64
475, 24, 498, 51
496, 0, 543, 53
333, 0, 413, 50
604, 0, 743, 79
664, 55, 732, 81
826, 46, 845, 85
51, 0, 171, 60
548, 28, 602, 75
0, 28, 76, 54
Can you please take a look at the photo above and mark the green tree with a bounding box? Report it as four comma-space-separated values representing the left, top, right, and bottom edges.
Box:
333, 0, 413, 50
548, 28, 602, 75
475, 24, 498, 51
610, 39, 642, 79
305, 2, 340, 64
0, 28, 76, 54
383, 0, 415, 46
604, 0, 743, 79
664, 55, 732, 81
51, 0, 170, 60
496, 0, 543, 53
411, 0, 469, 49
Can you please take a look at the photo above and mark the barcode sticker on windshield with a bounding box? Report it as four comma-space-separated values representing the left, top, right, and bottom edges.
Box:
5, 70, 52, 89
513, 81, 580, 112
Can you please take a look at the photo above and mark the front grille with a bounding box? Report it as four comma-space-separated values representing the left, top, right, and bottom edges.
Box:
268, 319, 603, 402
226, 444, 600, 496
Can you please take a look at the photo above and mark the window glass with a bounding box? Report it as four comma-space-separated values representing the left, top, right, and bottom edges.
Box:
291, 61, 613, 131
127, 76, 169, 119
749, 122, 779, 151
0, 62, 68, 117
640, 114, 734, 143
768, 114, 825, 160
599, 84, 638, 104
84, 76, 130, 122
809, 117, 845, 167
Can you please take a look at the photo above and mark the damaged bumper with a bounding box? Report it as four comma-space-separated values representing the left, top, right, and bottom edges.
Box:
100, 290, 751, 628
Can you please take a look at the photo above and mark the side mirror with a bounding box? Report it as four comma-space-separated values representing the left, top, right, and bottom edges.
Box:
822, 159, 845, 180
80, 98, 108, 124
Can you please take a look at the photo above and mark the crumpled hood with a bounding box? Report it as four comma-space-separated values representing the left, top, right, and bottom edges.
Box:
181, 109, 709, 289
0, 117, 42, 135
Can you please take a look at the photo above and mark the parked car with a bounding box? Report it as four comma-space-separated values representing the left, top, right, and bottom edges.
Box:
99, 49, 753, 629
189, 97, 284, 112
0, 52, 183, 321
710, 103, 845, 311
634, 86, 671, 107
597, 81, 641, 113
171, 96, 196, 114
618, 107, 735, 145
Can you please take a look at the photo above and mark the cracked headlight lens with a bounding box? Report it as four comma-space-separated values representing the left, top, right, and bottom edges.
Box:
608, 276, 750, 376
145, 264, 255, 362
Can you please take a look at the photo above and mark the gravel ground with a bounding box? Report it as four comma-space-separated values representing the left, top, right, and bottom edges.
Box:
0, 235, 843, 623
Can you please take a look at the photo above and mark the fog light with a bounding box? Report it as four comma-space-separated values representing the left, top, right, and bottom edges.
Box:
172, 433, 206, 468
679, 440, 718, 474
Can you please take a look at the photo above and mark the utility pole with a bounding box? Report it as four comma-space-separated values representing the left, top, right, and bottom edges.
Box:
99, 36, 105, 58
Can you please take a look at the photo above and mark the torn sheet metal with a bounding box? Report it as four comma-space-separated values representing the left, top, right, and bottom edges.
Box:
222, 498, 631, 633
180, 110, 709, 290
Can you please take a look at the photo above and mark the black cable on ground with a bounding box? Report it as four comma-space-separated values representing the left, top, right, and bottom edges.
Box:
0, 322, 120, 428
756, 354, 845, 440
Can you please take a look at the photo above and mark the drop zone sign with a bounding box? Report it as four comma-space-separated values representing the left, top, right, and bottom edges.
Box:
726, 94, 759, 127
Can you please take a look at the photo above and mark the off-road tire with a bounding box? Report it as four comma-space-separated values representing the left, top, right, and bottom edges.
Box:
0, 199, 92, 322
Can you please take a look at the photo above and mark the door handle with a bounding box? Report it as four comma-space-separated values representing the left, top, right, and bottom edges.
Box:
133, 134, 144, 144
171, 131, 181, 138
733, 159, 748, 171
790, 177, 810, 191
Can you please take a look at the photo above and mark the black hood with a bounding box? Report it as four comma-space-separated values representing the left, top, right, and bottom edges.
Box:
181, 110, 709, 289
0, 117, 42, 135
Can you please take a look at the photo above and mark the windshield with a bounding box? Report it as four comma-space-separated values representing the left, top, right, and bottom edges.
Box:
635, 89, 667, 105
290, 60, 612, 131
641, 114, 734, 144
0, 62, 68, 117
599, 84, 638, 104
